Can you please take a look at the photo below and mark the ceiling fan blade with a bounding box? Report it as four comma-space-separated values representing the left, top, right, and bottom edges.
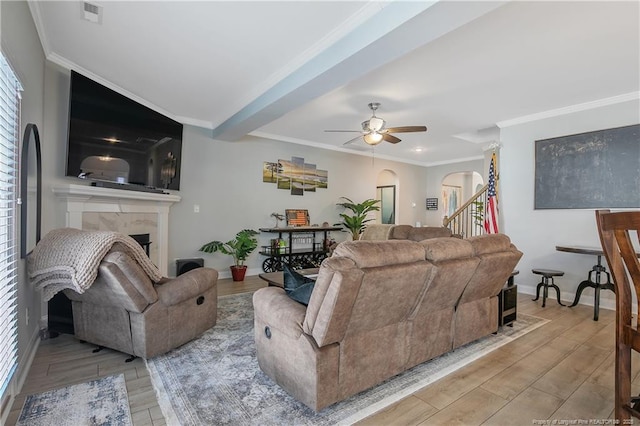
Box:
385, 125, 427, 133
324, 130, 362, 133
383, 133, 401, 144
343, 135, 364, 146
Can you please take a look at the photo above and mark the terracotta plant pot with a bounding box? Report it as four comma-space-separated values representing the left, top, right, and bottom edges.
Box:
230, 265, 247, 281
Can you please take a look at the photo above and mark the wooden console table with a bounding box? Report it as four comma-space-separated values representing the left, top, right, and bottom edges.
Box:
258, 226, 341, 272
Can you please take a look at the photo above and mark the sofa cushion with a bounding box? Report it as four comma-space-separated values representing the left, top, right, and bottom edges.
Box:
407, 226, 452, 241
332, 240, 425, 268
466, 234, 513, 255
420, 237, 474, 262
360, 224, 394, 240
389, 225, 412, 239
283, 264, 315, 306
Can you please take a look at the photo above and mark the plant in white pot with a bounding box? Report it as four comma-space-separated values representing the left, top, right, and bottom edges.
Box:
199, 229, 259, 281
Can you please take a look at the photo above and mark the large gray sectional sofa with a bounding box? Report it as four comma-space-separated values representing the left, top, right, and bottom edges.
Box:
253, 233, 522, 410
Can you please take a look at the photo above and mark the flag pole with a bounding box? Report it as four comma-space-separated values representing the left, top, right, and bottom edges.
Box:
489, 142, 501, 205
484, 145, 501, 234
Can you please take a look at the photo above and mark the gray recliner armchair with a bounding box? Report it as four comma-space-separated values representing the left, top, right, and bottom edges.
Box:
64, 250, 218, 359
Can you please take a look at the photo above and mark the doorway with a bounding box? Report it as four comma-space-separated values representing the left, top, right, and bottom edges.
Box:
377, 185, 396, 224
441, 171, 484, 216
376, 169, 398, 224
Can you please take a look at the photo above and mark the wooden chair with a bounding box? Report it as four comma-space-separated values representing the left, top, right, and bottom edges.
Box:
595, 209, 640, 421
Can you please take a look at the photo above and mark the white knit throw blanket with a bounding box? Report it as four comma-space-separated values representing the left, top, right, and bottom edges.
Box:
28, 228, 163, 302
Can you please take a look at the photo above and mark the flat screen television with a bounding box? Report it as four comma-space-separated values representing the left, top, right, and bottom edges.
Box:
66, 70, 183, 191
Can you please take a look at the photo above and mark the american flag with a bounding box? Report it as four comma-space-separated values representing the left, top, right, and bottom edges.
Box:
484, 152, 499, 234
286, 210, 308, 227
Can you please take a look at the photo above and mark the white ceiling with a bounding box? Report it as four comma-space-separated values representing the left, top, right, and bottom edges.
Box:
29, 1, 640, 166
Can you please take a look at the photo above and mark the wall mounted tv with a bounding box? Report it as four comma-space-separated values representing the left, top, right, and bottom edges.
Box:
66, 70, 183, 191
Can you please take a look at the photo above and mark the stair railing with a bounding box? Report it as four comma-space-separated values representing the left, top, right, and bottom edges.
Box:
443, 184, 488, 238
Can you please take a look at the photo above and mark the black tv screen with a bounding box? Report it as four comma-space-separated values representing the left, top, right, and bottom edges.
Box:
66, 70, 183, 190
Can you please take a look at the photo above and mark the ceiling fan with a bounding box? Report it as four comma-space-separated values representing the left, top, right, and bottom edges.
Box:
325, 102, 427, 146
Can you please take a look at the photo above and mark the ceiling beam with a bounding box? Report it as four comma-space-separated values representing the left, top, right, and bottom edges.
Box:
211, 0, 507, 141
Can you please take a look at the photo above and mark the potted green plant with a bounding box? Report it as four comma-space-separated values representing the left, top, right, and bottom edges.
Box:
335, 197, 381, 240
199, 229, 259, 281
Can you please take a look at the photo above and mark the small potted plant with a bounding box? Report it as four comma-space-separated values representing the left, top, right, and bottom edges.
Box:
335, 197, 381, 240
199, 229, 259, 281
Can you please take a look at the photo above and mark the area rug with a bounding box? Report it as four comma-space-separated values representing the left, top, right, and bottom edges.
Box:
17, 373, 132, 426
147, 293, 548, 426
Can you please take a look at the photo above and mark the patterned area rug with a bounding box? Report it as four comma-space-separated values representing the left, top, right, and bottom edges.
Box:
17, 373, 132, 426
147, 293, 548, 425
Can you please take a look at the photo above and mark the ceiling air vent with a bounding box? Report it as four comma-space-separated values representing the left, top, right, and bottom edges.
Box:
82, 1, 103, 24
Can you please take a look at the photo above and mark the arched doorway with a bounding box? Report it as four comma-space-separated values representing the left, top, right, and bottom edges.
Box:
376, 169, 398, 224
441, 171, 483, 218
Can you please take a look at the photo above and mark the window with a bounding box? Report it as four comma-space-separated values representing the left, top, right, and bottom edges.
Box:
0, 53, 21, 400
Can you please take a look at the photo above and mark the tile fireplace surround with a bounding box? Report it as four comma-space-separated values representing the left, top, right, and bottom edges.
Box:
52, 183, 181, 276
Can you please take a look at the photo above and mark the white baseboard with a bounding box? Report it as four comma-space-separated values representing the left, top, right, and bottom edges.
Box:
15, 325, 41, 394
1, 323, 41, 424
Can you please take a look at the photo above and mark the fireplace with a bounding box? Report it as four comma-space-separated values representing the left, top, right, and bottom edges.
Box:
53, 183, 181, 275
129, 233, 151, 256
48, 184, 181, 335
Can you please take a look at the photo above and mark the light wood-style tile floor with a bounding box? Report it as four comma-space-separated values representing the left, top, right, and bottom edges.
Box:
8, 276, 619, 425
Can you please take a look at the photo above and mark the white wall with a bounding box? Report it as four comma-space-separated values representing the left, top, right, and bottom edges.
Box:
167, 129, 429, 276
1, 0, 45, 412
501, 99, 640, 309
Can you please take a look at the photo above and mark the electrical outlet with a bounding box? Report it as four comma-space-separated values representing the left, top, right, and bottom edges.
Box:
194, 204, 200, 213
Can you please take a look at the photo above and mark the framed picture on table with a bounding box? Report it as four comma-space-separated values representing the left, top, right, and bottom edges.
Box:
285, 209, 309, 227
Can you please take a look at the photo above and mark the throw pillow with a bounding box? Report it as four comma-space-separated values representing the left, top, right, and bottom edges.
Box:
283, 264, 315, 306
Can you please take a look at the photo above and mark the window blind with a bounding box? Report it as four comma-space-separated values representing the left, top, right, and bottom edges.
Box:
0, 53, 20, 399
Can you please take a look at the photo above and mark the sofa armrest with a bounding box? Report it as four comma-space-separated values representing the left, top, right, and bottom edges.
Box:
253, 287, 307, 340
155, 267, 218, 306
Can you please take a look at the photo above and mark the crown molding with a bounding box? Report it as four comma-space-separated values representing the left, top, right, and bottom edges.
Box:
423, 155, 485, 167
249, 131, 484, 168
175, 116, 214, 130
497, 92, 640, 128
27, 1, 51, 56
45, 52, 184, 125
249, 131, 431, 167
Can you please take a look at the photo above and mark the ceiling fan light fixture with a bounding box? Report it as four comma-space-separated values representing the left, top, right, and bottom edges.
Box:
326, 102, 426, 147
363, 132, 384, 145
368, 116, 385, 132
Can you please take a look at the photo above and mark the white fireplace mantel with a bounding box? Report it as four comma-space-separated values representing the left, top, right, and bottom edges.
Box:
53, 183, 181, 275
